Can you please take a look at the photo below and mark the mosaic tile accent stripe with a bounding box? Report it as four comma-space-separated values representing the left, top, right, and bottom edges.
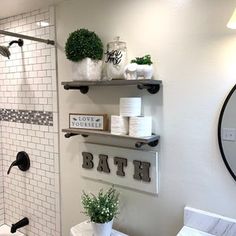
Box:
0, 109, 53, 126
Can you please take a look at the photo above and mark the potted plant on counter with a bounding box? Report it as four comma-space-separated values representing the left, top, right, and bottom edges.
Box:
65, 28, 104, 81
81, 187, 119, 236
124, 54, 154, 80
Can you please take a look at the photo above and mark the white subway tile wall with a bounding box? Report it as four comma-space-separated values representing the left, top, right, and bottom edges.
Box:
0, 8, 56, 111
0, 7, 60, 236
0, 126, 3, 225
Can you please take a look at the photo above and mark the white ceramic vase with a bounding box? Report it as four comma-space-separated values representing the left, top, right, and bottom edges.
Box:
72, 58, 102, 81
91, 219, 113, 236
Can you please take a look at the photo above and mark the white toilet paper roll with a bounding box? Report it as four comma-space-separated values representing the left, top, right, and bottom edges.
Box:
111, 115, 129, 135
129, 116, 152, 137
120, 97, 142, 117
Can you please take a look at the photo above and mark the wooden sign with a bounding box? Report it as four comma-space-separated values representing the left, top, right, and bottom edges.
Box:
79, 143, 159, 194
69, 114, 108, 130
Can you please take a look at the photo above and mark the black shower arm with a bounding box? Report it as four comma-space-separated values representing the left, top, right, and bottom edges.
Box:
9, 39, 24, 47
9, 40, 19, 46
0, 30, 55, 46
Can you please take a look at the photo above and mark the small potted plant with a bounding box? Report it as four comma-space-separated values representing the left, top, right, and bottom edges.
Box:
124, 54, 154, 80
81, 187, 119, 236
65, 28, 104, 81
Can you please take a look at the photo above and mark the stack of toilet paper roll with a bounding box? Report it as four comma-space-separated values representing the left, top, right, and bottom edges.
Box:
111, 97, 152, 137
120, 97, 141, 117
110, 115, 129, 135
129, 116, 152, 137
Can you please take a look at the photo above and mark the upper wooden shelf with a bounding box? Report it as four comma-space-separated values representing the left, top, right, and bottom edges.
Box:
61, 79, 162, 94
62, 128, 160, 148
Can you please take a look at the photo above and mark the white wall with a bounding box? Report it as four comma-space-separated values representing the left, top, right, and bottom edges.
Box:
56, 0, 236, 235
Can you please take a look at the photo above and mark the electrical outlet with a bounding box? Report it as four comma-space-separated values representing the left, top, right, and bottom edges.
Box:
222, 128, 236, 141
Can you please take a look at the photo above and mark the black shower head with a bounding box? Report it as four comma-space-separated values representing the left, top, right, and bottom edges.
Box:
0, 45, 10, 59
0, 39, 24, 59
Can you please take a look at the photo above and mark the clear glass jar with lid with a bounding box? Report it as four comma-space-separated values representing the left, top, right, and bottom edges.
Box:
105, 37, 127, 80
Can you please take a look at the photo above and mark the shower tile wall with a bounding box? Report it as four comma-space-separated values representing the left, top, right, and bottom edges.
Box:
0, 129, 3, 226
0, 7, 60, 236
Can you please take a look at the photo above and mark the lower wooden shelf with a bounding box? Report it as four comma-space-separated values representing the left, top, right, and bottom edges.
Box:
62, 128, 160, 148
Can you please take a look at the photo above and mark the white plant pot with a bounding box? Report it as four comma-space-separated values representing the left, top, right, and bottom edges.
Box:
72, 58, 102, 81
136, 64, 153, 80
124, 63, 153, 80
91, 219, 113, 236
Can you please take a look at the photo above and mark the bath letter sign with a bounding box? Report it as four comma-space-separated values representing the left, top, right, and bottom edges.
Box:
79, 143, 159, 194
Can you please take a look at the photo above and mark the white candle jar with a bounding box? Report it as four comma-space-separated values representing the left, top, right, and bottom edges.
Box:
105, 37, 127, 80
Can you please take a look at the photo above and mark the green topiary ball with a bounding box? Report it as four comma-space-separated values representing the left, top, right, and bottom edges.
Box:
65, 28, 104, 62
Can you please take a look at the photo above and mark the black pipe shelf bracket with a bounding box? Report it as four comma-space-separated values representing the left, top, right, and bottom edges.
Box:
64, 133, 78, 138
137, 83, 160, 94
135, 139, 159, 148
63, 84, 89, 94
62, 128, 159, 148
62, 79, 162, 95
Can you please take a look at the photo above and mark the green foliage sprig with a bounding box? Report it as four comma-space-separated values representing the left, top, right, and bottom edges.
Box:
65, 28, 104, 62
81, 187, 119, 224
131, 54, 153, 65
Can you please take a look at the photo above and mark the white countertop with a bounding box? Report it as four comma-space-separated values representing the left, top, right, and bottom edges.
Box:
177, 226, 214, 236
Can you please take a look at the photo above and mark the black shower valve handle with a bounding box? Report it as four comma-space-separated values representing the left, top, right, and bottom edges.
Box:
7, 160, 18, 175
7, 151, 30, 175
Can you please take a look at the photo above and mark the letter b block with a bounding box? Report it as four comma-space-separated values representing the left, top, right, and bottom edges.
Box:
82, 152, 94, 169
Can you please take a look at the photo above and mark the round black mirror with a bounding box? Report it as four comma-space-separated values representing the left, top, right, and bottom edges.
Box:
218, 84, 236, 181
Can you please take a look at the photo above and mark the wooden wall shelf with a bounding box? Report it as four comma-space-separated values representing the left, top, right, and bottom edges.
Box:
62, 128, 159, 148
61, 79, 162, 94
